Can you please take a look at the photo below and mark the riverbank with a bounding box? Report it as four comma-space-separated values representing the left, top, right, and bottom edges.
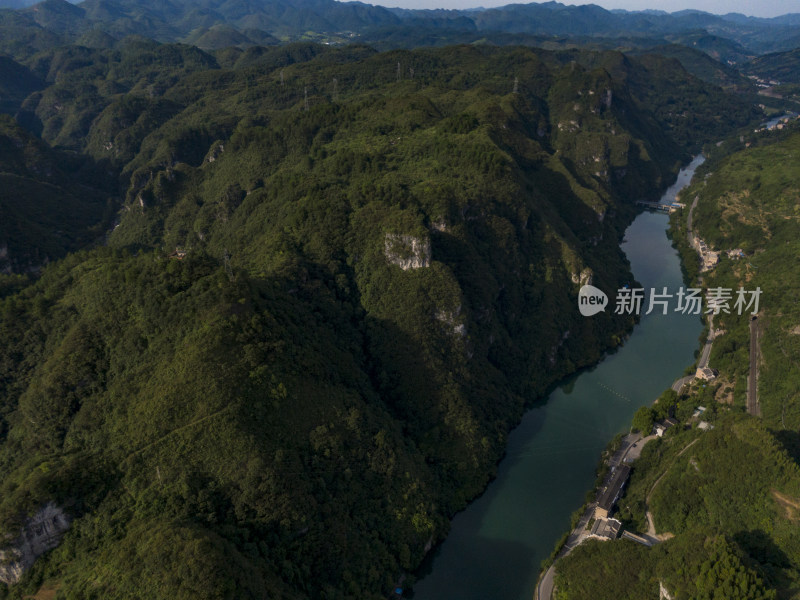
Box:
412, 161, 705, 600
543, 129, 800, 600
532, 157, 714, 600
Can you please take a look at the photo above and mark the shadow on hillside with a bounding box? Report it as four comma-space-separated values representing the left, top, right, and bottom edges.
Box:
773, 430, 800, 468
733, 528, 793, 590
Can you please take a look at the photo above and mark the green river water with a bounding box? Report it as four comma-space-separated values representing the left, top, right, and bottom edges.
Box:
412, 155, 706, 600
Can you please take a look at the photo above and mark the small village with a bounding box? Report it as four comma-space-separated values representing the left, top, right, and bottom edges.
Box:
751, 113, 800, 133
690, 230, 743, 273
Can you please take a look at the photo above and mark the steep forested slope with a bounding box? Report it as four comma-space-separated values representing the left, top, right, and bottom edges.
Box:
687, 128, 800, 428
744, 49, 800, 85
0, 115, 114, 274
0, 42, 761, 599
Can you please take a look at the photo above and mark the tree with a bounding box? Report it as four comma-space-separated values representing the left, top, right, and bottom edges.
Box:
632, 405, 655, 434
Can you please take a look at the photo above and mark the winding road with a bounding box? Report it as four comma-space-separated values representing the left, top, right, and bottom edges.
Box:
644, 438, 700, 538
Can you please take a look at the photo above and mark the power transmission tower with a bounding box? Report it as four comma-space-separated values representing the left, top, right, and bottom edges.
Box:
396, 61, 401, 81
513, 76, 519, 94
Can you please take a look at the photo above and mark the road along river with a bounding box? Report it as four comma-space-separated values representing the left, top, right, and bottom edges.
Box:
412, 155, 706, 600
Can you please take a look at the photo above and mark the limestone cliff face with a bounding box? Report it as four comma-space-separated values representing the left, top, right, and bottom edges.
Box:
571, 267, 594, 287
0, 504, 69, 585
384, 233, 431, 270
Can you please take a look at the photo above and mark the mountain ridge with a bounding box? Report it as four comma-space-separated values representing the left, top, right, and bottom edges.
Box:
2, 0, 800, 55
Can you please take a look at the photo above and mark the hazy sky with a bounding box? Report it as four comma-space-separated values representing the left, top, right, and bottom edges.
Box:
346, 0, 800, 18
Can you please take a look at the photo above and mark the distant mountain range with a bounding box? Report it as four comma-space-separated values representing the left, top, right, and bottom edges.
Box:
1, 0, 800, 56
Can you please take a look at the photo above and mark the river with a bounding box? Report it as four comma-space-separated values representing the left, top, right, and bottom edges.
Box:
411, 155, 706, 600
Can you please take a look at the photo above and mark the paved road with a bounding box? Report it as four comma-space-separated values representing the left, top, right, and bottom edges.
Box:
672, 375, 692, 393
536, 565, 556, 600
698, 315, 714, 369
535, 504, 594, 600
748, 316, 760, 416
672, 314, 714, 393
698, 339, 712, 369
624, 434, 656, 462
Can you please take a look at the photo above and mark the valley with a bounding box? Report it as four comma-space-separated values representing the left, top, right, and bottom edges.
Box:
0, 1, 798, 599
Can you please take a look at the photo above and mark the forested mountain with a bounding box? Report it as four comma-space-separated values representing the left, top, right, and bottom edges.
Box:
1, 0, 800, 56
627, 45, 755, 91
744, 48, 800, 84
0, 36, 763, 598
0, 115, 114, 274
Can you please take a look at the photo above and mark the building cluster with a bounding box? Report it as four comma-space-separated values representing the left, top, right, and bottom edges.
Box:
587, 516, 622, 541
692, 236, 719, 271
747, 75, 780, 88
753, 114, 800, 134
581, 405, 716, 549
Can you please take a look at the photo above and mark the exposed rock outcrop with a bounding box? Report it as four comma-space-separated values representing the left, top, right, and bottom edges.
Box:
384, 233, 431, 270
571, 267, 594, 287
436, 306, 467, 338
0, 503, 69, 585
204, 142, 225, 164
659, 581, 674, 600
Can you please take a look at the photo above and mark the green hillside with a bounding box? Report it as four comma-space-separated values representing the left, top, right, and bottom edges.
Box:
629, 44, 756, 92
556, 416, 800, 599
745, 49, 800, 85
0, 40, 765, 599
688, 128, 800, 428
0, 55, 42, 114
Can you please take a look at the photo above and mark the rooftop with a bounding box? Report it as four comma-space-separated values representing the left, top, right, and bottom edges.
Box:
596, 465, 631, 512
590, 517, 622, 540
